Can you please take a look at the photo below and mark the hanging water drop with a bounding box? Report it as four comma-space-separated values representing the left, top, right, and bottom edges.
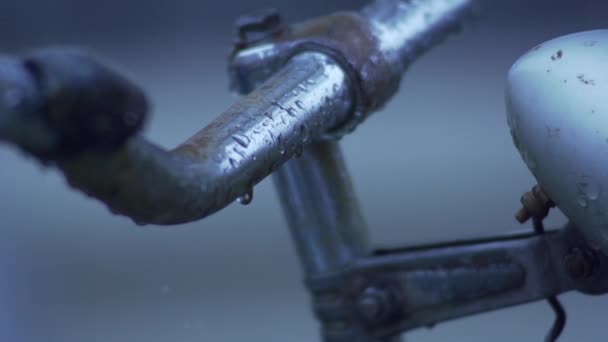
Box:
277, 135, 286, 155
295, 100, 305, 110
238, 188, 254, 205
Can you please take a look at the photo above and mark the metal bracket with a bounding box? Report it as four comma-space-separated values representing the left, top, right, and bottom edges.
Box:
304, 226, 608, 341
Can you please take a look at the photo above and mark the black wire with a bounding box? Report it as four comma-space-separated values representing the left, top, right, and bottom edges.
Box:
545, 297, 566, 342
532, 217, 567, 342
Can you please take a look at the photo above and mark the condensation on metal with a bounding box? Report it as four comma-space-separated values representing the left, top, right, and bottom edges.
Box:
273, 142, 371, 277
400, 263, 525, 312
0, 0, 474, 226
362, 0, 472, 72
19, 51, 353, 225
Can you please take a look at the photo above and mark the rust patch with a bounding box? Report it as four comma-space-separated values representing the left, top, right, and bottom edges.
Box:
551, 50, 563, 61
577, 74, 595, 86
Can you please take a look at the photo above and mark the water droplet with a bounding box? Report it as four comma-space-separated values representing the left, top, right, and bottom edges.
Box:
268, 130, 276, 142
264, 112, 273, 120
271, 100, 286, 110
295, 100, 305, 110
298, 84, 307, 92
229, 158, 238, 168
291, 89, 299, 96
577, 195, 589, 208
233, 147, 246, 158
306, 79, 315, 85
277, 135, 285, 155
287, 108, 298, 117
238, 188, 254, 205
578, 181, 601, 201
232, 134, 250, 148
332, 84, 339, 92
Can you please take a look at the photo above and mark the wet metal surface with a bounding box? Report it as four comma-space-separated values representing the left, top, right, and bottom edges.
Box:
0, 0, 474, 225
0, 51, 353, 224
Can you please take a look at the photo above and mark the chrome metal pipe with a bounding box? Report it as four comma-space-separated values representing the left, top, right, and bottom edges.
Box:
0, 0, 474, 225
0, 51, 353, 224
274, 142, 370, 277
362, 0, 474, 73
67, 51, 353, 225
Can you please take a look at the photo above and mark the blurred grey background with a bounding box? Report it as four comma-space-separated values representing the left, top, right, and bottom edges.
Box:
0, 0, 607, 341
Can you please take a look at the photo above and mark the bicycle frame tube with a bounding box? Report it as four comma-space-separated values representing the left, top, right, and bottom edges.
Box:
274, 143, 402, 342
0, 0, 474, 225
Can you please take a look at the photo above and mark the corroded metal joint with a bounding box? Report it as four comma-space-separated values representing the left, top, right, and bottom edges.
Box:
564, 247, 597, 280
230, 0, 475, 139
305, 270, 405, 341
230, 11, 401, 139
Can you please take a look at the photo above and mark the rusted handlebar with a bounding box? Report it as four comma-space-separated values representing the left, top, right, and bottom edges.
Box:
0, 0, 474, 225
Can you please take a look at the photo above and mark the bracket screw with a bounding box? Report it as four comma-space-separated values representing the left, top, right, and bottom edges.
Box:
357, 288, 391, 321
235, 8, 283, 47
564, 247, 596, 279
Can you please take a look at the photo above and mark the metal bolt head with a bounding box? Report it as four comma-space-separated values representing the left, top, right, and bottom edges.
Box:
564, 247, 595, 279
235, 8, 283, 46
356, 288, 391, 321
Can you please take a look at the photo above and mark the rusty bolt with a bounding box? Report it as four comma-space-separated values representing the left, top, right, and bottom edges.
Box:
356, 287, 392, 321
564, 247, 596, 279
235, 8, 283, 47
515, 185, 555, 224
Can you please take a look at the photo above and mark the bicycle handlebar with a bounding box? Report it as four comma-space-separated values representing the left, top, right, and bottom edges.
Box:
0, 0, 474, 225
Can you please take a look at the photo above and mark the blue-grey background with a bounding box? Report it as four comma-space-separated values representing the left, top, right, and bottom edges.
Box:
0, 0, 607, 341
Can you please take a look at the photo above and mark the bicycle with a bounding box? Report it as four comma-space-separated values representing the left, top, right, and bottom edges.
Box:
1, 0, 607, 341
